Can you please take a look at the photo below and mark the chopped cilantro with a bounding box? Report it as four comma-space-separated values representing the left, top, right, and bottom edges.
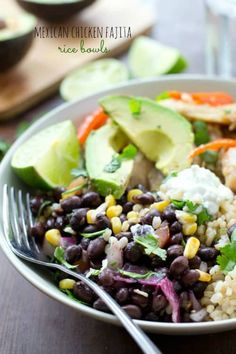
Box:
156, 91, 170, 101
129, 98, 141, 116
71, 168, 88, 178
80, 229, 107, 238
0, 139, 10, 161
118, 269, 156, 279
197, 208, 212, 225
61, 289, 88, 305
54, 247, 77, 269
171, 199, 212, 225
61, 183, 87, 198
193, 121, 210, 146
201, 151, 218, 165
134, 234, 167, 260
104, 144, 137, 173
217, 241, 236, 274
104, 155, 121, 173
171, 200, 186, 209
37, 200, 52, 218
86, 268, 101, 278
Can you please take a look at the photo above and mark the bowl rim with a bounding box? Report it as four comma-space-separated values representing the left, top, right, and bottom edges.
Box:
2, 74, 236, 334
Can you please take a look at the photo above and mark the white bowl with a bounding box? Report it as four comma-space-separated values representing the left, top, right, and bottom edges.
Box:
1, 75, 236, 335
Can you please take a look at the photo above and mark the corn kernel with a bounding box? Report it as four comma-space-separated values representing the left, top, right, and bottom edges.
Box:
176, 211, 197, 224
59, 278, 76, 290
151, 200, 170, 212
127, 211, 139, 220
128, 218, 140, 225
105, 194, 116, 207
127, 189, 143, 202
111, 217, 122, 234
86, 210, 96, 224
196, 270, 212, 282
184, 236, 200, 259
45, 229, 61, 247
182, 223, 198, 236
106, 205, 123, 219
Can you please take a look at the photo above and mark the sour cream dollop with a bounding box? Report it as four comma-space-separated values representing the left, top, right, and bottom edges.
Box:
159, 165, 233, 215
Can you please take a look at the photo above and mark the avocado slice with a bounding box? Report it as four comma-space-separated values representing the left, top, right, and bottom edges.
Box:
17, 0, 96, 22
85, 124, 134, 199
0, 14, 36, 72
100, 96, 194, 174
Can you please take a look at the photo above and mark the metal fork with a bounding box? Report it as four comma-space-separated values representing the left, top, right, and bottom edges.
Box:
1, 185, 162, 354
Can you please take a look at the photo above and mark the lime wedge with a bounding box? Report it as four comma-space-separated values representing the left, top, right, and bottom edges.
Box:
60, 58, 129, 102
128, 36, 187, 78
11, 120, 80, 189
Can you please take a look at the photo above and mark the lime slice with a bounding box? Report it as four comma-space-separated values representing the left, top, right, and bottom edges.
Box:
60, 58, 129, 101
128, 36, 187, 78
12, 120, 79, 189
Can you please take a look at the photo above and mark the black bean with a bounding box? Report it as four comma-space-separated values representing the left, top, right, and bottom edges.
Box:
54, 216, 66, 230
133, 193, 155, 205
30, 196, 44, 215
96, 214, 111, 229
70, 208, 88, 230
73, 282, 95, 304
152, 294, 168, 313
80, 238, 90, 250
115, 288, 129, 304
60, 196, 82, 213
122, 304, 142, 319
123, 264, 149, 274
153, 266, 169, 277
122, 202, 134, 214
131, 292, 148, 308
81, 224, 98, 234
76, 250, 90, 272
93, 298, 109, 312
53, 187, 66, 202
181, 270, 200, 287
198, 247, 218, 261
30, 223, 45, 239
64, 245, 82, 263
99, 269, 114, 287
116, 232, 132, 241
169, 232, 183, 245
162, 206, 177, 223
170, 256, 189, 277
228, 223, 236, 237
120, 214, 127, 223
124, 242, 143, 263
170, 221, 182, 235
90, 259, 103, 269
167, 245, 184, 259
118, 195, 127, 205
144, 312, 160, 321
188, 256, 201, 269
192, 281, 208, 299
45, 218, 56, 230
87, 238, 106, 259
141, 209, 161, 225
81, 192, 101, 208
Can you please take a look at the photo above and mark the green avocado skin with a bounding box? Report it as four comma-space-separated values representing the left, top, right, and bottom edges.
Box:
85, 124, 134, 199
0, 30, 34, 72
16, 0, 96, 22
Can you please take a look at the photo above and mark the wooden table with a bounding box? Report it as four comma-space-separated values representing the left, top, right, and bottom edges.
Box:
1, 0, 235, 353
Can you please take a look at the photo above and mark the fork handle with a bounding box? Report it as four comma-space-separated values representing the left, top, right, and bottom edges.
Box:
54, 264, 162, 354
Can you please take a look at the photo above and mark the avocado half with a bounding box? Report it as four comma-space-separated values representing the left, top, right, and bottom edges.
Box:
16, 0, 97, 22
0, 14, 36, 72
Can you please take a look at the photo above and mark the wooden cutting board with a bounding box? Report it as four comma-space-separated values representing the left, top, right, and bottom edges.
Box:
0, 0, 155, 121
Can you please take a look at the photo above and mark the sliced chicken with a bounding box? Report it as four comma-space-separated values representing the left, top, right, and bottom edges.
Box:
221, 147, 236, 192
159, 99, 236, 129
